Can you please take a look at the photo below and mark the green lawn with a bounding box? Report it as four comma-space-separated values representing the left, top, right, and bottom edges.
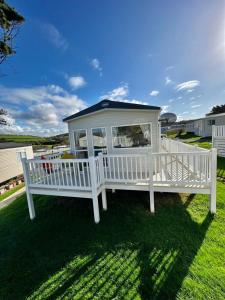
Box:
167, 132, 212, 150
0, 183, 24, 202
0, 183, 225, 299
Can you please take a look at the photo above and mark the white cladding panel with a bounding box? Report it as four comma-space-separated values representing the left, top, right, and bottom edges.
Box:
67, 109, 160, 155
0, 146, 33, 183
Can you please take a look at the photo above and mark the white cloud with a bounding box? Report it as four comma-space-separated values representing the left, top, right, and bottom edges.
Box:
101, 84, 129, 100
165, 76, 173, 85
0, 84, 86, 136
149, 90, 159, 96
90, 58, 103, 76
41, 23, 68, 51
191, 104, 201, 108
100, 84, 148, 105
165, 65, 174, 71
176, 80, 200, 91
161, 105, 170, 113
68, 76, 86, 90
177, 96, 183, 100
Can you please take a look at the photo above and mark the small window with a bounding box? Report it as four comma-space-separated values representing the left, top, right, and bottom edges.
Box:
92, 128, 107, 156
74, 130, 88, 157
208, 120, 215, 126
112, 123, 151, 148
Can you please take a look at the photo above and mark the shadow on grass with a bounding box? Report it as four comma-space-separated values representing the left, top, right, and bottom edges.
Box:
0, 190, 213, 300
217, 156, 225, 180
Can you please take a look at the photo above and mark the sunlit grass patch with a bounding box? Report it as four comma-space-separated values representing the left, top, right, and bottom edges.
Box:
0, 184, 225, 299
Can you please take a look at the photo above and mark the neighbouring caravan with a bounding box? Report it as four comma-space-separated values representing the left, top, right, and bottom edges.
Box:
185, 112, 225, 137
0, 143, 33, 183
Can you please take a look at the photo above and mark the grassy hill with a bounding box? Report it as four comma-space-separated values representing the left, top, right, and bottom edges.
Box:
0, 133, 69, 146
0, 135, 46, 144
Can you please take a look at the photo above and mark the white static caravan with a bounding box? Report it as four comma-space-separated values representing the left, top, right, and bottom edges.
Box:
0, 143, 33, 184
21, 100, 217, 224
65, 99, 161, 157
186, 112, 225, 137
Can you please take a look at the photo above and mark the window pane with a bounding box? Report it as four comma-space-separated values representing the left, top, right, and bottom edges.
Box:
112, 124, 151, 148
92, 128, 107, 149
74, 130, 87, 150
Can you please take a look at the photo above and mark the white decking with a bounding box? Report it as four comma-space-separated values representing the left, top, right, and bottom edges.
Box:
21, 138, 217, 223
212, 125, 225, 157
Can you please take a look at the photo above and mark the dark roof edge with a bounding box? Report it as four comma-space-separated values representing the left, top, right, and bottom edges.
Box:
63, 99, 161, 122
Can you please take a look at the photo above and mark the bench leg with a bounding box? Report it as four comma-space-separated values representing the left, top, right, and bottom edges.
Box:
102, 189, 107, 211
27, 192, 36, 220
149, 190, 155, 213
92, 195, 100, 223
209, 193, 216, 214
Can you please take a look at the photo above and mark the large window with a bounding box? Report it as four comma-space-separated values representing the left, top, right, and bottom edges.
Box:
74, 130, 88, 157
92, 128, 107, 156
112, 123, 151, 148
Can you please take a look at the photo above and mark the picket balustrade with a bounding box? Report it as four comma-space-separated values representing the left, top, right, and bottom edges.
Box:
21, 138, 217, 221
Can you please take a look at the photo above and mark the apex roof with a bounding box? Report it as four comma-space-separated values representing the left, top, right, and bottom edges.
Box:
63, 99, 161, 122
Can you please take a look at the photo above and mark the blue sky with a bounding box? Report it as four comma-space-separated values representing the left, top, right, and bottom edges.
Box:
0, 0, 225, 136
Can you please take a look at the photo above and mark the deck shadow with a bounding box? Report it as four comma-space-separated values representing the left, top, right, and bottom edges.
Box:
0, 190, 213, 299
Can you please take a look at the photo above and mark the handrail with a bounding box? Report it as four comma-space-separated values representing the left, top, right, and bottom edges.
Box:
22, 148, 215, 190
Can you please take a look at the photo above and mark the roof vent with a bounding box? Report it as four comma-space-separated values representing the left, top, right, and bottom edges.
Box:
101, 100, 110, 108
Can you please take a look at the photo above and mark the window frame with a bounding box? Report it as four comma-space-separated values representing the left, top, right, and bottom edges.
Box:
208, 119, 215, 126
73, 129, 89, 155
91, 127, 108, 156
111, 122, 152, 150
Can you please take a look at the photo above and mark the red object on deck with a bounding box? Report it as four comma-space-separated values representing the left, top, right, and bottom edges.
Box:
41, 155, 53, 173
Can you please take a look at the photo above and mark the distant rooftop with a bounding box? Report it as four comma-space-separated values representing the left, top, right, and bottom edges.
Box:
0, 142, 31, 150
63, 99, 161, 122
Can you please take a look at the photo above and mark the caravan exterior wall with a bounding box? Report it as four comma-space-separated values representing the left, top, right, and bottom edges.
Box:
0, 146, 33, 183
186, 113, 225, 137
67, 109, 160, 156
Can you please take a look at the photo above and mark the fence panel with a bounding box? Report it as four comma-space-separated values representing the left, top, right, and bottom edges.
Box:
153, 152, 211, 184
26, 158, 91, 190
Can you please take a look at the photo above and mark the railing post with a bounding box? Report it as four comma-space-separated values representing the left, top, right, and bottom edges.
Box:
158, 122, 161, 152
209, 148, 217, 214
21, 156, 36, 220
212, 125, 215, 148
89, 156, 100, 223
148, 149, 155, 213
98, 153, 107, 211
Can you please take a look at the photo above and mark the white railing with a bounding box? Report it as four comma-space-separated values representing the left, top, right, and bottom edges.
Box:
162, 138, 208, 153
102, 154, 151, 183
25, 155, 105, 191
212, 125, 225, 138
22, 144, 216, 193
23, 151, 213, 188
153, 152, 211, 184
26, 158, 92, 190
